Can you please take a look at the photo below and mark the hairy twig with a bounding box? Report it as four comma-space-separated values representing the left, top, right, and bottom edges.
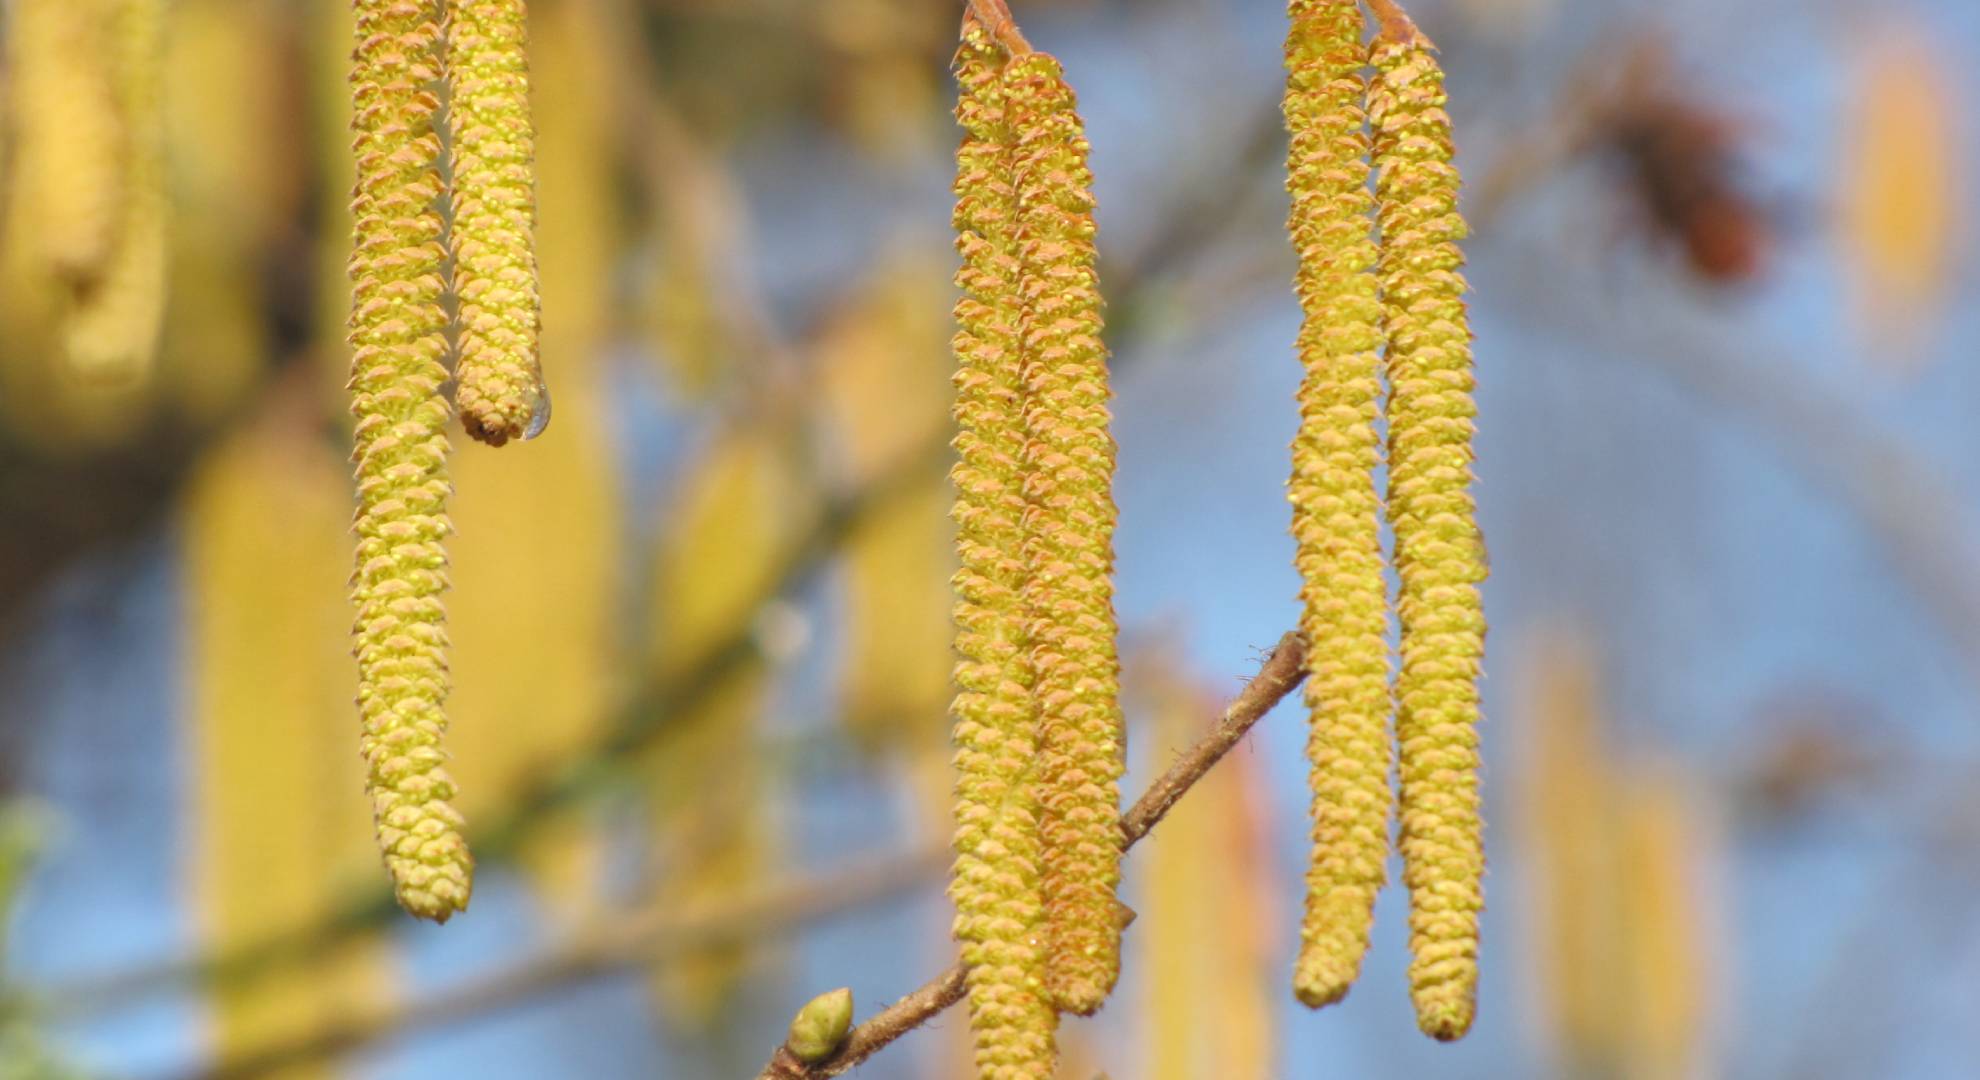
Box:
753, 632, 1309, 1079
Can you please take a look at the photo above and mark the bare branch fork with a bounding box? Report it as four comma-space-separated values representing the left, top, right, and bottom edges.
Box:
756, 632, 1309, 1079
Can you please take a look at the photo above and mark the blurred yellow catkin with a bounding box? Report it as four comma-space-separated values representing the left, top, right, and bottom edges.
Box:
444, 0, 547, 445
1139, 663, 1277, 1080
1283, 0, 1393, 1011
1004, 47, 1126, 1018
948, 19, 1056, 1077
1839, 30, 1964, 366
61, 0, 167, 384
157, 0, 298, 424
441, 0, 619, 912
5, 0, 126, 287
1516, 634, 1717, 1080
816, 260, 955, 757
814, 261, 975, 1080
1370, 20, 1488, 1041
346, 0, 471, 921
2, 0, 167, 386
184, 387, 392, 1079
1516, 633, 1623, 1069
1616, 772, 1716, 1080
644, 421, 808, 1028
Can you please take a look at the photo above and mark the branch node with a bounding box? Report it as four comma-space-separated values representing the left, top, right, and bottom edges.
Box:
963, 0, 1032, 55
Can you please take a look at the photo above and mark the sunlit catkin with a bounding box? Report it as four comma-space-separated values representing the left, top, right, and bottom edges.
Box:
347, 0, 471, 922
64, 0, 167, 382
1283, 0, 1392, 1010
1005, 50, 1124, 1018
948, 20, 1056, 1078
442, 0, 546, 446
1369, 26, 1487, 1041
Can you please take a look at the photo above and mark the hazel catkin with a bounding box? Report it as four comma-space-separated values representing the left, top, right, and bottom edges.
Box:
1370, 24, 1487, 1042
442, 0, 547, 446
347, 0, 472, 922
947, 19, 1057, 1079
1005, 49, 1125, 1020
1282, 0, 1395, 1011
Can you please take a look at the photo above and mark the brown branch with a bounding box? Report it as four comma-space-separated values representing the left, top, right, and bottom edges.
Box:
755, 631, 1309, 1079
1363, 0, 1430, 47
963, 0, 1031, 55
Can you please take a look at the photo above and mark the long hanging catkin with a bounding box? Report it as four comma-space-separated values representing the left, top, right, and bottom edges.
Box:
1369, 21, 1487, 1041
1006, 49, 1124, 1019
947, 18, 1057, 1078
441, 0, 546, 446
1283, 0, 1394, 1010
347, 0, 472, 922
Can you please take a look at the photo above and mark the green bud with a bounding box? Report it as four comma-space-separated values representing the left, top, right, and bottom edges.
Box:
785, 987, 854, 1064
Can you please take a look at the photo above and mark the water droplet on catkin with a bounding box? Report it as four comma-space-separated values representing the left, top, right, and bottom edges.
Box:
521, 376, 552, 441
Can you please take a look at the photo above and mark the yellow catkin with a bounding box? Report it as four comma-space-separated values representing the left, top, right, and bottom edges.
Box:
1283, 0, 1393, 1010
346, 0, 471, 922
185, 391, 393, 1080
63, 0, 167, 383
441, 0, 618, 911
948, 21, 1056, 1079
5, 0, 126, 286
442, 0, 546, 446
1369, 28, 1487, 1041
1004, 49, 1124, 1017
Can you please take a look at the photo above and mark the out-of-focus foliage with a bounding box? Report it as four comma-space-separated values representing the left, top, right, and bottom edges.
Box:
1, 807, 85, 1080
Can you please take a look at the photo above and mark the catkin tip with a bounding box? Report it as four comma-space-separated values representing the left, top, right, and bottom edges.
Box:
443, 0, 543, 448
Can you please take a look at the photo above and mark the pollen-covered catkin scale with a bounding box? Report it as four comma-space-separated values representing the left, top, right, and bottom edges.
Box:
1005, 50, 1125, 1018
442, 0, 544, 446
1282, 0, 1394, 1011
948, 21, 1058, 1079
1370, 28, 1488, 1041
347, 0, 472, 922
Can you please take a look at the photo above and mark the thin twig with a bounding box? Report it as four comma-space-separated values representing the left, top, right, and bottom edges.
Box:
168, 848, 947, 1080
754, 632, 1309, 1079
1363, 0, 1429, 46
963, 0, 1031, 55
